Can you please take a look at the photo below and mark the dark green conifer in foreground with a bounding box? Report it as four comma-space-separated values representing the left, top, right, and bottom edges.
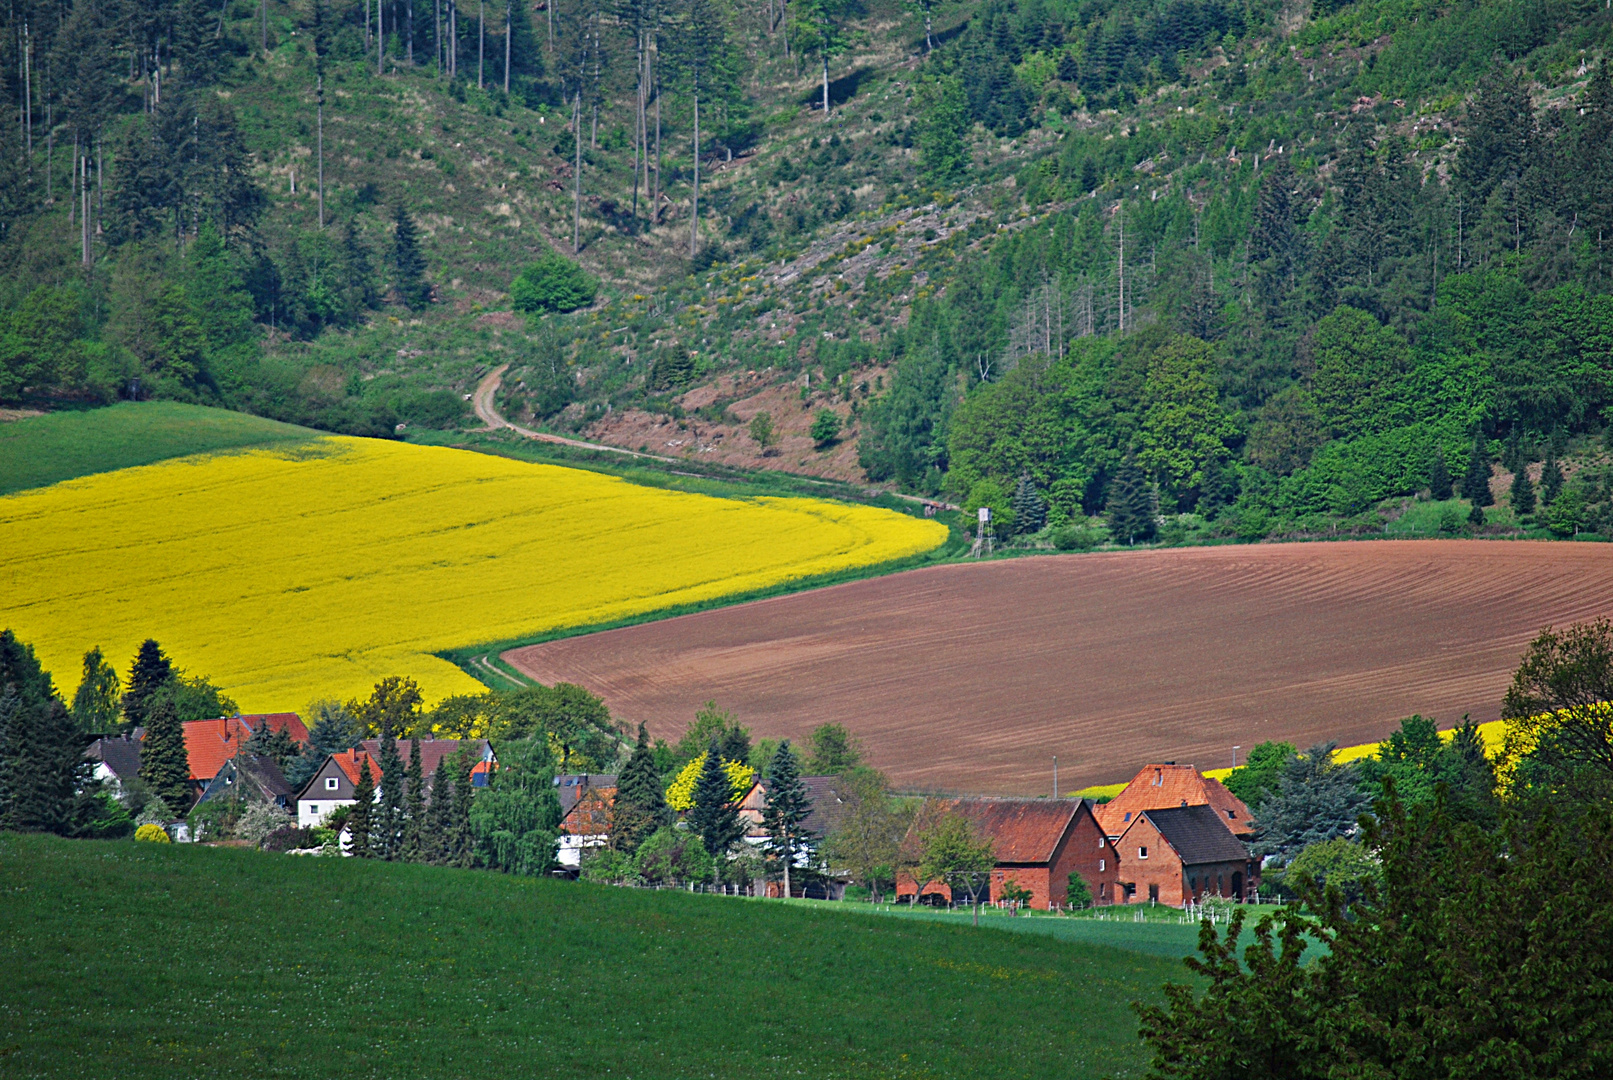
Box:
375, 722, 405, 860
401, 738, 425, 863
1106, 456, 1156, 545
348, 758, 376, 857
761, 740, 813, 898
1011, 474, 1047, 535
1511, 466, 1536, 516
121, 640, 173, 729
1462, 438, 1495, 507
138, 696, 192, 813
611, 724, 671, 854
687, 738, 744, 870
392, 206, 430, 309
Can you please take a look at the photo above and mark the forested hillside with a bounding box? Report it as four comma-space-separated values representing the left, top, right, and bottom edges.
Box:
3, 0, 1612, 537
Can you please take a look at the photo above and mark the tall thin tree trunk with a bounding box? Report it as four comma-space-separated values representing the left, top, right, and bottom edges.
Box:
503, 0, 510, 92
366, 0, 371, 51
261, 0, 267, 54
377, 0, 384, 74
317, 73, 325, 227
573, 90, 581, 253
82, 152, 90, 265
435, 0, 440, 73
690, 90, 699, 257
822, 55, 828, 117
68, 133, 75, 225
477, 0, 484, 88
408, 0, 414, 63
1117, 212, 1126, 333
654, 88, 661, 225
631, 33, 643, 223
23, 26, 31, 163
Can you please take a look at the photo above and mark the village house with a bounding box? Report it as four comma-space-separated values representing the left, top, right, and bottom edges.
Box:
196, 754, 294, 811
555, 774, 617, 870
85, 733, 143, 797
1094, 763, 1255, 841
734, 776, 857, 899
295, 739, 494, 828
1113, 804, 1260, 904
182, 714, 310, 803
896, 798, 1120, 910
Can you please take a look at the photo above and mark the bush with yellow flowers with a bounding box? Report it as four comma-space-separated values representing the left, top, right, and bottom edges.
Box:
133, 823, 171, 843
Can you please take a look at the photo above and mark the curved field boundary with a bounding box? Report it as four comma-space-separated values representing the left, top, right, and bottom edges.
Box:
507, 540, 1613, 794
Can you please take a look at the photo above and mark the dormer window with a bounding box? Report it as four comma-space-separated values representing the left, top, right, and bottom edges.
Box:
1152, 769, 1162, 786
1227, 809, 1236, 818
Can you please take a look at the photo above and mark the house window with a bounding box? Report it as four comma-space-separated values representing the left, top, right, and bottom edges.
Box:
1153, 769, 1162, 786
1227, 809, 1236, 818
325, 777, 339, 790
308, 804, 318, 816
1138, 846, 1149, 859
1098, 859, 1104, 871
1123, 811, 1132, 823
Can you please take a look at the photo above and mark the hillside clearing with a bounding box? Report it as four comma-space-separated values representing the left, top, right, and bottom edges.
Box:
0, 834, 1182, 1079
509, 540, 1613, 793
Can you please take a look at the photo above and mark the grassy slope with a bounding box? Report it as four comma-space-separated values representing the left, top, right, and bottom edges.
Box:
0, 834, 1187, 1079
0, 402, 319, 497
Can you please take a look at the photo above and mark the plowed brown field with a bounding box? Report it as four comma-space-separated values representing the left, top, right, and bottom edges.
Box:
506, 540, 1613, 794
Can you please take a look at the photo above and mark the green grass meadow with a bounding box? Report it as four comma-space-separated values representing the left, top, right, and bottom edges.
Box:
0, 834, 1187, 1079
0, 403, 318, 496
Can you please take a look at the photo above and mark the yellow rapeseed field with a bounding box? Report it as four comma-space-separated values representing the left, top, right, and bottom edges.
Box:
1, 437, 947, 712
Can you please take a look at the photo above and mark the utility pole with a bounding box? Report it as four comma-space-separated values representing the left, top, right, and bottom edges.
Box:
1053, 756, 1058, 800
1231, 746, 1239, 770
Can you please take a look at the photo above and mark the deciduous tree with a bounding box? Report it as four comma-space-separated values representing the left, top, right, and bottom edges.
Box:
70, 647, 121, 733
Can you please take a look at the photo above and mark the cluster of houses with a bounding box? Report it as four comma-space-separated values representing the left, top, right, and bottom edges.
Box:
88, 714, 1258, 908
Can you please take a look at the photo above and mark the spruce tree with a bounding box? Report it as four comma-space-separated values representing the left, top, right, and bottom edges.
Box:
0, 633, 89, 835
424, 765, 453, 865
70, 647, 122, 733
138, 696, 192, 813
686, 738, 744, 875
285, 703, 360, 790
1540, 456, 1564, 505
242, 721, 300, 770
1461, 438, 1495, 507
401, 738, 425, 862
122, 640, 173, 729
392, 205, 430, 309
761, 740, 813, 899
375, 721, 405, 860
610, 723, 671, 853
449, 747, 476, 868
1511, 466, 1536, 516
1427, 449, 1452, 500
348, 757, 376, 857
1106, 456, 1156, 544
1011, 474, 1047, 535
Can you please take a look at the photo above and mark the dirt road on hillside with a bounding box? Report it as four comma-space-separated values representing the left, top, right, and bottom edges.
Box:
507, 540, 1613, 794
472, 365, 667, 460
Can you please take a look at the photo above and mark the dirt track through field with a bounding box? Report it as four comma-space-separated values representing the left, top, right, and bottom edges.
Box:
506, 541, 1613, 794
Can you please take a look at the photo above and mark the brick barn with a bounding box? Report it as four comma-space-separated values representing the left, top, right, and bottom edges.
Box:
1114, 804, 1259, 905
896, 798, 1119, 910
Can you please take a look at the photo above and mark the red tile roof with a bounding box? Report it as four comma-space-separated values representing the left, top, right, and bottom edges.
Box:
1095, 764, 1255, 838
331, 749, 382, 786
180, 714, 309, 783
909, 798, 1083, 865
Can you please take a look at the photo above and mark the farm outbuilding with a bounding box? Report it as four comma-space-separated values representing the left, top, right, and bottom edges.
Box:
1114, 804, 1259, 905
896, 798, 1119, 910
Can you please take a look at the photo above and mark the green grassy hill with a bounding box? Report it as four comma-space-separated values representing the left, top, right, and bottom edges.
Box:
0, 834, 1187, 1079
0, 402, 318, 496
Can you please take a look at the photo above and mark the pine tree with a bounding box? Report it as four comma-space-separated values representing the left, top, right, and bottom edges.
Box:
70, 647, 121, 733
0, 632, 89, 835
392, 205, 430, 309
122, 639, 173, 729
138, 696, 192, 813
1462, 438, 1495, 507
1540, 456, 1564, 505
1011, 474, 1047, 535
401, 738, 425, 862
375, 721, 405, 859
610, 723, 671, 854
243, 720, 300, 770
348, 757, 376, 857
760, 740, 813, 899
686, 737, 744, 875
1511, 466, 1536, 516
1427, 449, 1452, 500
1106, 455, 1156, 544
449, 747, 476, 868
424, 765, 453, 864
285, 703, 360, 790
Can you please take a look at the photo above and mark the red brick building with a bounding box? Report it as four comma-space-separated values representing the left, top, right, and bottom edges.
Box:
895, 798, 1120, 910
1095, 763, 1256, 841
1114, 804, 1259, 905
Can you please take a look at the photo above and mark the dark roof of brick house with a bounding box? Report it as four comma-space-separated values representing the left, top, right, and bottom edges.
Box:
1095, 764, 1255, 837
356, 738, 493, 780
1140, 804, 1252, 865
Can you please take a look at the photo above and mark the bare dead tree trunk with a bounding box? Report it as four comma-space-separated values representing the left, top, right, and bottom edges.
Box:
477, 0, 484, 87
690, 89, 699, 257
573, 89, 582, 252
317, 72, 325, 227
503, 0, 510, 92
